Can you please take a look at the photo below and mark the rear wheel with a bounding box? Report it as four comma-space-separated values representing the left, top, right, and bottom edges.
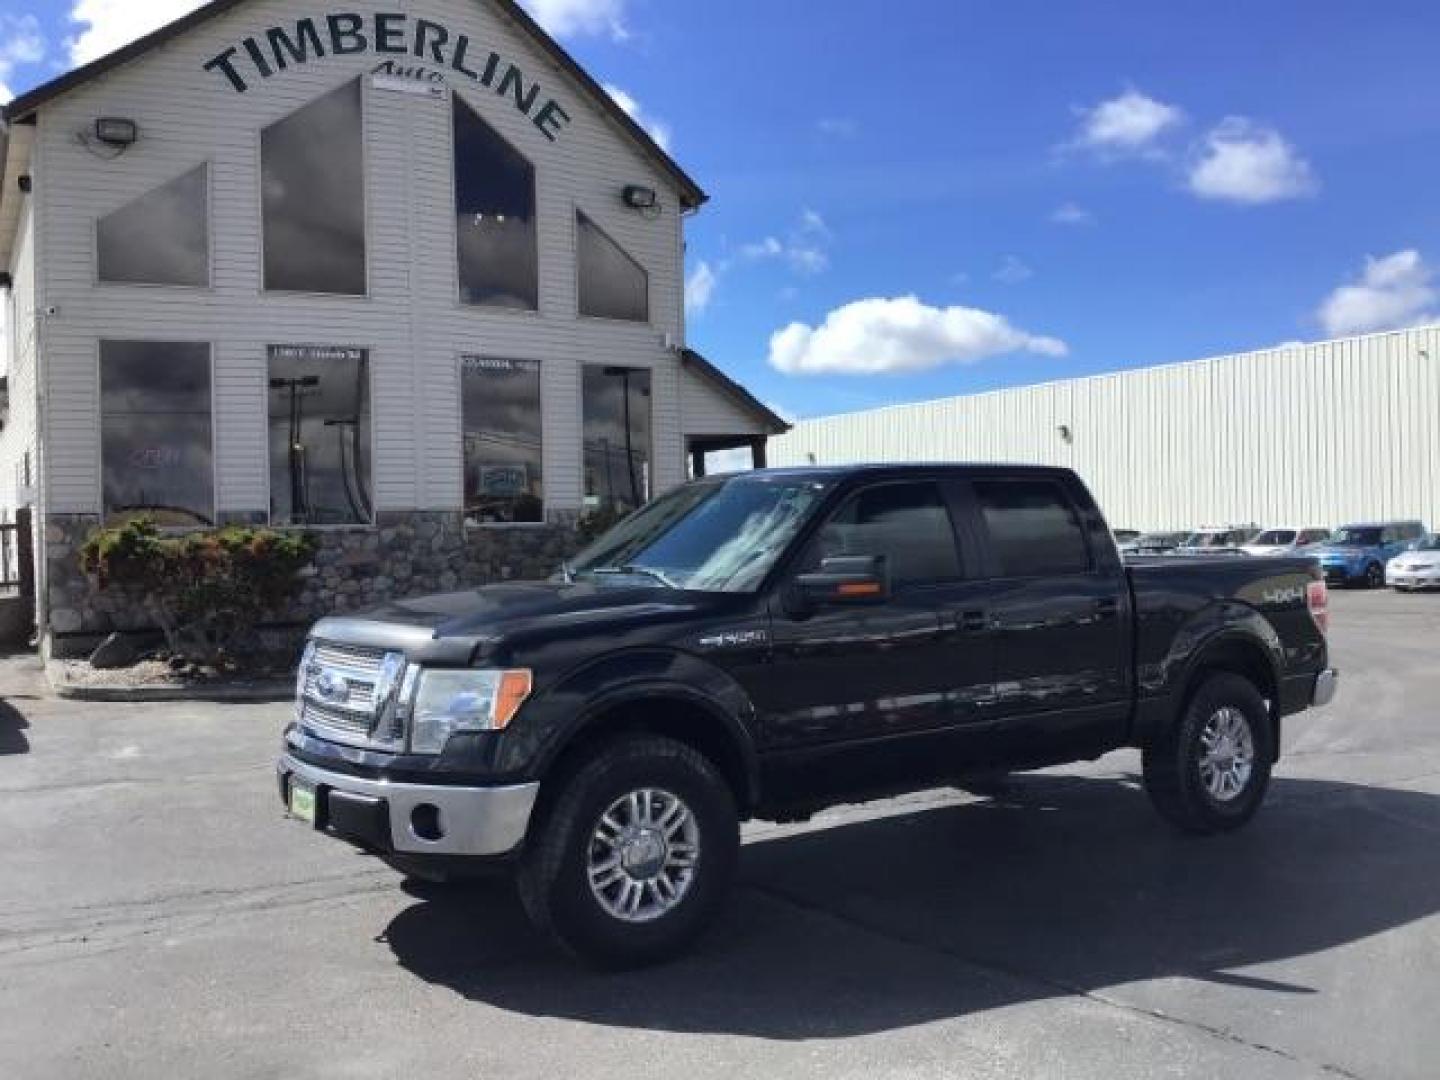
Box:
1143, 672, 1273, 834
518, 735, 739, 969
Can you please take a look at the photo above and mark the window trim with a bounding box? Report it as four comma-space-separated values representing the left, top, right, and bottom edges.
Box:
257, 76, 372, 300
573, 206, 652, 325
967, 476, 1099, 582
262, 342, 378, 530
456, 353, 549, 528
449, 87, 541, 314
94, 161, 215, 291
94, 338, 218, 529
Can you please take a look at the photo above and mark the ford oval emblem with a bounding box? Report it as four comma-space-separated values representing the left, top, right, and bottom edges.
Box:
314, 669, 349, 704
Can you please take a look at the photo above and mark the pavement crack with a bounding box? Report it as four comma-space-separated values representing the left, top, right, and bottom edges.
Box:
747, 880, 1365, 1079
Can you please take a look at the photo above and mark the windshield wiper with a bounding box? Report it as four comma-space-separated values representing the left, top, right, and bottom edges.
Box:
586, 565, 680, 588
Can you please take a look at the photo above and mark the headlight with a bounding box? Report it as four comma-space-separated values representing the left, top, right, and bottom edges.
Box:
409, 669, 534, 754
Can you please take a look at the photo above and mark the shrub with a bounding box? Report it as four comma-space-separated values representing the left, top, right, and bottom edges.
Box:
80, 519, 317, 665
576, 507, 625, 546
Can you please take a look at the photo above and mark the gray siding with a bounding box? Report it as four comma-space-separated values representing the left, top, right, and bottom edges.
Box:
31, 0, 703, 518
0, 202, 38, 514
771, 326, 1440, 531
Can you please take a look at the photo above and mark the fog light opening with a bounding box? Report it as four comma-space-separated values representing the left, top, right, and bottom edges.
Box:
411, 804, 444, 843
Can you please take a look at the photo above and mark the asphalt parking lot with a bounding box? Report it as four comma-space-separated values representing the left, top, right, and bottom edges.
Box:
1, 589, 1436, 1079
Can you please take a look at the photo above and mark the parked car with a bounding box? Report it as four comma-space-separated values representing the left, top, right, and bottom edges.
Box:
278, 464, 1338, 968
1175, 524, 1260, 556
1241, 527, 1333, 558
1386, 533, 1440, 591
1114, 529, 1142, 555
1129, 530, 1189, 556
1313, 521, 1427, 587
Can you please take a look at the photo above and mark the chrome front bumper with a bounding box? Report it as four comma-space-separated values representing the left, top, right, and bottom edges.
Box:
1312, 668, 1340, 708
277, 753, 539, 858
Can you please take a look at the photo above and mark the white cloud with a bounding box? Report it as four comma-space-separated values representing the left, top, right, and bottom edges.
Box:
768, 296, 1067, 376
1070, 89, 1183, 156
1187, 117, 1316, 204
993, 255, 1034, 285
521, 0, 630, 41
740, 209, 830, 275
67, 1, 206, 66
817, 117, 857, 139
602, 84, 672, 151
1051, 202, 1094, 226
1317, 250, 1438, 337
685, 260, 718, 315
0, 14, 46, 101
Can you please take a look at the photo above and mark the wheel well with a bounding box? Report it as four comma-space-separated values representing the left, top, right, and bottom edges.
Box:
542, 697, 756, 816
1183, 638, 1280, 751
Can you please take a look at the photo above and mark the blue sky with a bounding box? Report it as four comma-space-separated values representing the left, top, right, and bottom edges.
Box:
5, 0, 1440, 420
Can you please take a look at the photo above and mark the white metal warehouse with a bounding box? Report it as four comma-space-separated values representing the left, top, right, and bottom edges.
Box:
770, 325, 1440, 532
0, 0, 786, 653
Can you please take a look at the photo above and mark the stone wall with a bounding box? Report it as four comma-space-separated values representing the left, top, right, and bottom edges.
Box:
44, 511, 584, 656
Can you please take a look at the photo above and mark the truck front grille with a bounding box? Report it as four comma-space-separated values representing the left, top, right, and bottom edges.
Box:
298, 639, 406, 750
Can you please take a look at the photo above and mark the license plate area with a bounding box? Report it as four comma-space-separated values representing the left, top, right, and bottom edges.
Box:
289, 778, 318, 825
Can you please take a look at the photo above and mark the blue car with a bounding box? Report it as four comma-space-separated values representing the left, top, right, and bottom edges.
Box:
1312, 521, 1427, 587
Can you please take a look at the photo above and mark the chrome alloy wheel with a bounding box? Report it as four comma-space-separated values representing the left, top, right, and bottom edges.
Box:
587, 788, 701, 923
1197, 706, 1255, 802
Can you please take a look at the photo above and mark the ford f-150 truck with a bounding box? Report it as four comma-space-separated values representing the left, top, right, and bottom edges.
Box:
278, 465, 1338, 968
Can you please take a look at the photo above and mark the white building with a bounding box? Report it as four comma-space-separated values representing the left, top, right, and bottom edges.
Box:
770, 325, 1440, 532
0, 0, 786, 653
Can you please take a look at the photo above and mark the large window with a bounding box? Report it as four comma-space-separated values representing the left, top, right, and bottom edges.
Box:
583, 366, 652, 516
100, 341, 213, 527
267, 345, 372, 525
577, 212, 648, 322
454, 96, 537, 309
974, 479, 1091, 578
806, 482, 962, 587
97, 165, 209, 286
462, 356, 544, 524
262, 79, 366, 294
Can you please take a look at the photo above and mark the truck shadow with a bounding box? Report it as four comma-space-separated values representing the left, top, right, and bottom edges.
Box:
0, 697, 30, 756
382, 773, 1440, 1038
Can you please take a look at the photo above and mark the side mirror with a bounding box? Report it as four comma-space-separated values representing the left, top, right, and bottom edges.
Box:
794, 555, 891, 607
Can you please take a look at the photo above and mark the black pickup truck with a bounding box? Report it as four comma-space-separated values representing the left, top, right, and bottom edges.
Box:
278, 465, 1337, 967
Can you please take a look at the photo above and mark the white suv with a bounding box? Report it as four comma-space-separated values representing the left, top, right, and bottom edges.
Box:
1242, 526, 1332, 557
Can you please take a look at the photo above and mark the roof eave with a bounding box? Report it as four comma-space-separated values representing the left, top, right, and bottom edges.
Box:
0, 0, 709, 210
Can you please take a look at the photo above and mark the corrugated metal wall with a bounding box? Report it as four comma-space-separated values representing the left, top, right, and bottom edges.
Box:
769, 326, 1440, 531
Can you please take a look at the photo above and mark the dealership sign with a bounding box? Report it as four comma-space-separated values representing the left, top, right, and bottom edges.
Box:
203, 12, 572, 142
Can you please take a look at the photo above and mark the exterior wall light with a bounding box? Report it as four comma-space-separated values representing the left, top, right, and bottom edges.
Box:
17, 175, 32, 194
95, 118, 140, 147
622, 184, 658, 210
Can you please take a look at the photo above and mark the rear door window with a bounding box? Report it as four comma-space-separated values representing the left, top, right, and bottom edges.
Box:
973, 479, 1092, 578
806, 482, 963, 587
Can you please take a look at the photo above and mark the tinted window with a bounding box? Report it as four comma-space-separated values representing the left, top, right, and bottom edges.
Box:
98, 165, 209, 286
454, 97, 538, 309
810, 482, 962, 586
1332, 527, 1381, 546
1253, 530, 1296, 545
583, 366, 652, 516
578, 212, 648, 322
100, 341, 213, 527
268, 345, 371, 525
462, 356, 543, 524
975, 479, 1090, 577
262, 79, 366, 294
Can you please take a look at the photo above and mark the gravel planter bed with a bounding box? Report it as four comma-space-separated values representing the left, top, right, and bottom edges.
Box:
47, 657, 296, 702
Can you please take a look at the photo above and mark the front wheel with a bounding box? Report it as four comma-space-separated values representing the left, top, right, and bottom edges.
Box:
518, 735, 739, 969
1365, 562, 1385, 589
1143, 672, 1273, 835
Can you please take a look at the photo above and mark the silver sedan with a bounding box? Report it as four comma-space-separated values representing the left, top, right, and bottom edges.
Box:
1387, 534, 1440, 591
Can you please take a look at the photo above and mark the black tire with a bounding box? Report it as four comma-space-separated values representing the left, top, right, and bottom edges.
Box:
1142, 672, 1274, 835
1365, 562, 1384, 589
517, 734, 739, 969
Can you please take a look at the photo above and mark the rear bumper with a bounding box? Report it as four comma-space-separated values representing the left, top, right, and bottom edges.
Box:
1312, 668, 1339, 708
276, 753, 538, 858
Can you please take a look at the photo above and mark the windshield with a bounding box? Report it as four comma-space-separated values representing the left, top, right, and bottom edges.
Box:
1330, 527, 1382, 547
1187, 531, 1243, 548
1412, 533, 1440, 551
568, 475, 833, 592
1252, 530, 1296, 546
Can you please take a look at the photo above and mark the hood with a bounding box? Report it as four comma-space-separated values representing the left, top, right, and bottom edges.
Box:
1311, 544, 1369, 558
311, 580, 741, 663
1393, 550, 1440, 567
